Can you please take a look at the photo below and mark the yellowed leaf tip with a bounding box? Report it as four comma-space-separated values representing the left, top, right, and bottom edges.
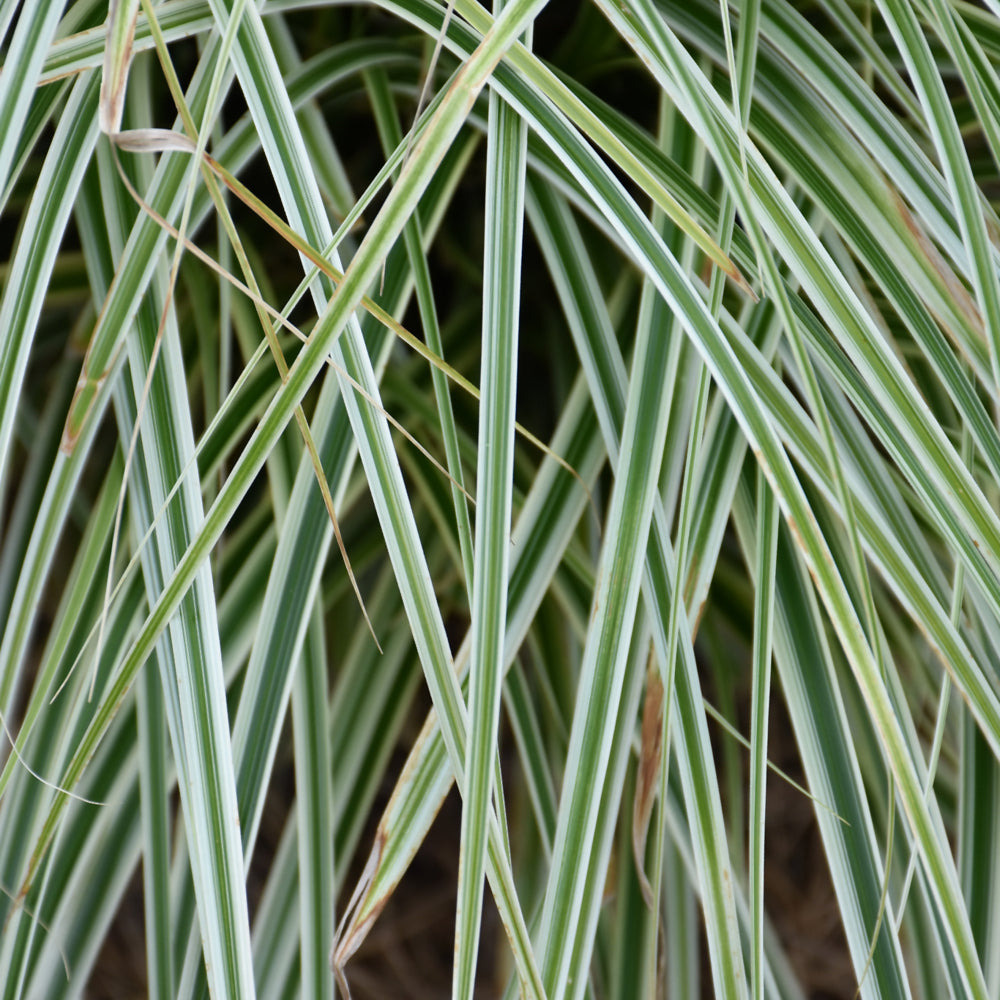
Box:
728, 259, 759, 301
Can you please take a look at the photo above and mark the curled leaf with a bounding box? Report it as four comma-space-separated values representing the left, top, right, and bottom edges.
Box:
111, 127, 197, 155
99, 0, 141, 135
